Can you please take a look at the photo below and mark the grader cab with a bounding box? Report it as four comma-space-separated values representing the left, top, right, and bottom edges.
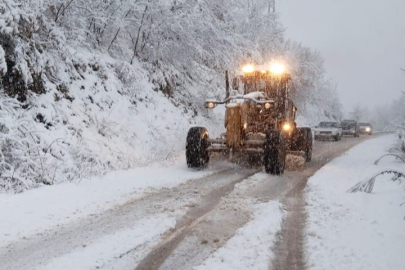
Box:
186, 63, 312, 175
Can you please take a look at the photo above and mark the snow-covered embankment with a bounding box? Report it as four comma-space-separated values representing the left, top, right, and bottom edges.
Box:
305, 134, 405, 270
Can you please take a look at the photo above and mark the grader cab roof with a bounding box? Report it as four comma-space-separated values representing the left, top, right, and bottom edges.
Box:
231, 63, 292, 99
205, 91, 297, 118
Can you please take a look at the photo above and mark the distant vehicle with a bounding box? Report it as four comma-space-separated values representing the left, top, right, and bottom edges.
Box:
341, 120, 360, 137
359, 122, 373, 135
314, 122, 342, 141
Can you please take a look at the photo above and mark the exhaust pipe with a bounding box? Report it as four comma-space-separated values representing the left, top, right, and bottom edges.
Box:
225, 70, 230, 99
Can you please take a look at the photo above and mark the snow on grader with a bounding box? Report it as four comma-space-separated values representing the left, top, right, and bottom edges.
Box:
186, 63, 312, 175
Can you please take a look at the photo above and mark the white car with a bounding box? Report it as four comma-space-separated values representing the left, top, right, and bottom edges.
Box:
314, 122, 343, 141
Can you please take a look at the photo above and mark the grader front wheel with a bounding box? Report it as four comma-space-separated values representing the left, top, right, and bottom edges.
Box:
186, 127, 210, 169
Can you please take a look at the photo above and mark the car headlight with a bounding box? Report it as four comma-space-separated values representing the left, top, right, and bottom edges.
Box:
366, 127, 371, 132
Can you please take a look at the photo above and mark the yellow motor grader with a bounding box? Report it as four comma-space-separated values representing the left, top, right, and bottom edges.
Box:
186, 63, 312, 175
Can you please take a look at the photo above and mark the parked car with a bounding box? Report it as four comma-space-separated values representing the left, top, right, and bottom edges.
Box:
341, 120, 360, 137
314, 122, 342, 141
359, 122, 373, 135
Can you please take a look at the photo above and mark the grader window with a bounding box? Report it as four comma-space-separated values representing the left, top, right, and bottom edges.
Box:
243, 76, 256, 94
266, 80, 277, 98
257, 79, 266, 92
243, 75, 270, 94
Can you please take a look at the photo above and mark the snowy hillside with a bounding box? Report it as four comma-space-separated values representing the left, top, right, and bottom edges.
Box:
1, 0, 342, 192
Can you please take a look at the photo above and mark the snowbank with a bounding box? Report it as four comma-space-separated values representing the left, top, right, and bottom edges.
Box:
0, 48, 223, 192
0, 0, 226, 192
305, 135, 405, 270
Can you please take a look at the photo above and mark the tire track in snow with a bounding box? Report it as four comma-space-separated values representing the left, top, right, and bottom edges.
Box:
134, 169, 260, 270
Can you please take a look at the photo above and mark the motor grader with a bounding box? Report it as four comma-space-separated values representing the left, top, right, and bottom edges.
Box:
186, 63, 312, 175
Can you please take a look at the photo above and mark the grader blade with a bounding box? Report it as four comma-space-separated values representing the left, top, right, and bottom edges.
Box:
285, 151, 306, 171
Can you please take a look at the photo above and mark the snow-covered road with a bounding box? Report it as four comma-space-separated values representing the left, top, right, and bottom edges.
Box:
0, 135, 386, 270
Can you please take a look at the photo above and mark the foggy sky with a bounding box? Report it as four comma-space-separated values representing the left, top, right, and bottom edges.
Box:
278, 0, 405, 114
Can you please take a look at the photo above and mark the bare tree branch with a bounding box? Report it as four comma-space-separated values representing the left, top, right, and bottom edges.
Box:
55, 0, 75, 23
374, 154, 405, 165
348, 170, 405, 193
131, 5, 149, 64
107, 9, 132, 52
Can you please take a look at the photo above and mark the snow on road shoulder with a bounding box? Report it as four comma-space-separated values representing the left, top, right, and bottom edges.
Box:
305, 134, 405, 270
0, 157, 219, 248
194, 173, 285, 270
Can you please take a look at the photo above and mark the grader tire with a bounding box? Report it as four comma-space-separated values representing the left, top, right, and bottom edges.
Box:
264, 130, 286, 175
186, 127, 210, 169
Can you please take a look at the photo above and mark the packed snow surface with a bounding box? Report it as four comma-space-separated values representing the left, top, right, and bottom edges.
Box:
38, 214, 176, 270
195, 173, 284, 270
194, 201, 283, 270
305, 134, 405, 270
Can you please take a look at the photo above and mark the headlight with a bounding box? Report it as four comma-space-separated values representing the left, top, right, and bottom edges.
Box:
206, 102, 215, 109
264, 103, 271, 109
366, 127, 371, 132
242, 64, 255, 73
270, 63, 285, 75
282, 123, 291, 132
243, 122, 247, 129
